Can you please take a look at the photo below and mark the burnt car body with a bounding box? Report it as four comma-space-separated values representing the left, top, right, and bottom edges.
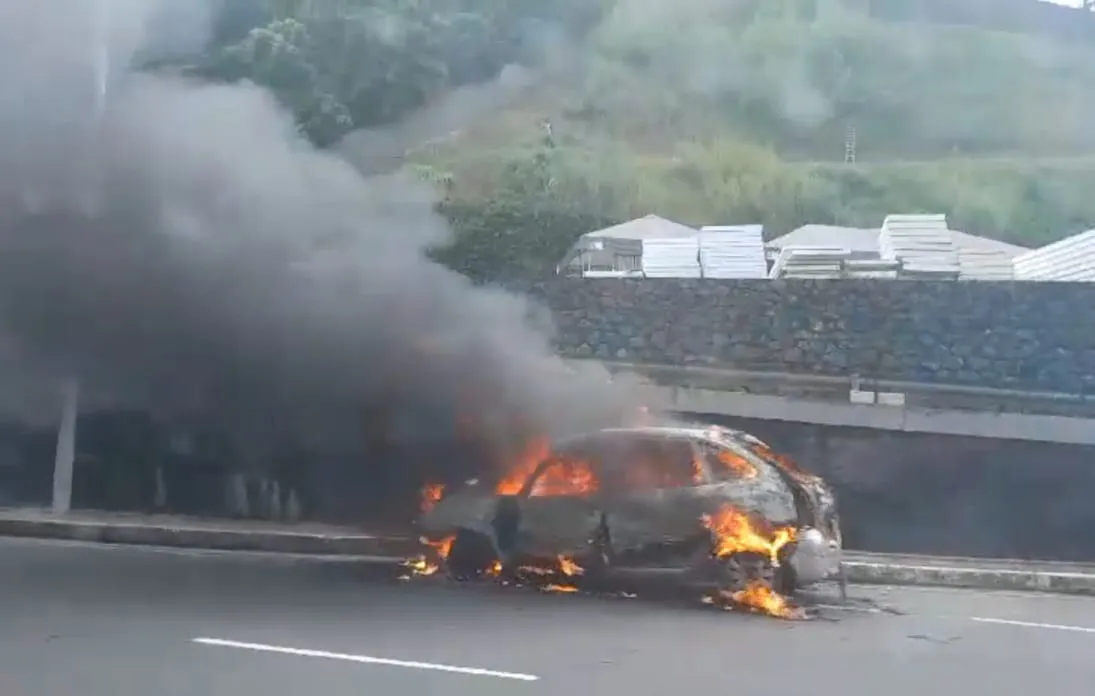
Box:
419, 425, 843, 595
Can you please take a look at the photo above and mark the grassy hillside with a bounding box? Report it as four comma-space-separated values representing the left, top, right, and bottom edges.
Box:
197, 0, 1095, 265
405, 1, 1095, 248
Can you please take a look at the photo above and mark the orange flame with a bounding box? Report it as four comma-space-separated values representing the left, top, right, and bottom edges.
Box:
702, 505, 802, 619
692, 451, 705, 484
494, 437, 599, 497
749, 442, 818, 481
425, 536, 455, 559
529, 458, 599, 496
544, 556, 584, 592
703, 506, 796, 564
420, 483, 445, 513
558, 556, 584, 577
706, 582, 805, 620
714, 449, 758, 479
401, 535, 455, 577
495, 437, 552, 495
731, 582, 802, 619
510, 556, 584, 592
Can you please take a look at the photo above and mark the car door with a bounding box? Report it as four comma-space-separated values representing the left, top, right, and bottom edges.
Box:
601, 435, 709, 560
512, 447, 605, 559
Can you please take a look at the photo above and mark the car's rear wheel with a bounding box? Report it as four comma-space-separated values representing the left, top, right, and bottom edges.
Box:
446, 530, 499, 581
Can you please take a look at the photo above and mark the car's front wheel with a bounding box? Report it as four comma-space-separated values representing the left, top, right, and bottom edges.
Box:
446, 529, 499, 581
719, 551, 775, 593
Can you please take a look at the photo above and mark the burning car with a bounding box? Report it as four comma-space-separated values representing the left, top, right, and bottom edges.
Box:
411, 424, 844, 617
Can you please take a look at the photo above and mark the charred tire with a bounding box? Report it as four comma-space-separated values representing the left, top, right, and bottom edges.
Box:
719, 552, 776, 593
446, 530, 498, 581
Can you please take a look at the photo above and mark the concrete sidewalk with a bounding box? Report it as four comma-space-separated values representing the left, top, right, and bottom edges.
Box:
4, 507, 1095, 596
0, 508, 418, 557
842, 550, 1095, 595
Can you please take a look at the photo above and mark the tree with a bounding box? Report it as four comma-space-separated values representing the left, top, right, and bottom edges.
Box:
432, 137, 620, 282
182, 0, 1095, 277
200, 18, 352, 146
198, 0, 563, 145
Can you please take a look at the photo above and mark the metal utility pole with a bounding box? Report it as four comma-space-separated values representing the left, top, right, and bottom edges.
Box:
53, 0, 111, 514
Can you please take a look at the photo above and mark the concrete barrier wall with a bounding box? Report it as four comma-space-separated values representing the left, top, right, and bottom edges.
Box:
657, 387, 1095, 444
5, 406, 1095, 561
692, 413, 1095, 562
593, 360, 1095, 417
521, 278, 1095, 394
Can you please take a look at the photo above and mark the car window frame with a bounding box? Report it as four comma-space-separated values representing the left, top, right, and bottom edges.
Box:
698, 434, 773, 482
596, 433, 701, 494
517, 436, 606, 499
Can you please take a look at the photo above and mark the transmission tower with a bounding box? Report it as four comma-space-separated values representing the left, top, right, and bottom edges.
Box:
844, 121, 858, 164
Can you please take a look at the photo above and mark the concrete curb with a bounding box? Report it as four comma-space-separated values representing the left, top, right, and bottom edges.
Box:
0, 517, 418, 557
5, 517, 1095, 596
842, 561, 1095, 596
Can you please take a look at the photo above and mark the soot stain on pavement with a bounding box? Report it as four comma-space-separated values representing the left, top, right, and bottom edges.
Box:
907, 633, 963, 645
391, 567, 908, 624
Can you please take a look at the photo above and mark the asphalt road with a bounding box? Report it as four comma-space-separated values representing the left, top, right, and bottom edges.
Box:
2, 537, 1094, 696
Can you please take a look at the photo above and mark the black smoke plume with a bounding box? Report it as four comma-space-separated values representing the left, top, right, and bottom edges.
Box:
0, 0, 641, 516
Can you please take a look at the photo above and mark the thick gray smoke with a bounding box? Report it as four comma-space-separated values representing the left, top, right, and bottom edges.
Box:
0, 1, 641, 480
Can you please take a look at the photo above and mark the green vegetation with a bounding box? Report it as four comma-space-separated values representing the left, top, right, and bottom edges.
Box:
185, 0, 1095, 277
195, 0, 607, 146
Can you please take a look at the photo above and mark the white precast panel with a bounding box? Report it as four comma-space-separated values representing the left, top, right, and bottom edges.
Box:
698, 225, 767, 279
641, 237, 701, 278
958, 248, 1015, 280
880, 214, 960, 277
769, 246, 851, 278
1013, 230, 1095, 282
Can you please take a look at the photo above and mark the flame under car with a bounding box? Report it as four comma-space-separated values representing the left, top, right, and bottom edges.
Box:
417, 425, 843, 598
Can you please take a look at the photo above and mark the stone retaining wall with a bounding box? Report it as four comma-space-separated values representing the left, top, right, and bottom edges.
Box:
520, 279, 1095, 394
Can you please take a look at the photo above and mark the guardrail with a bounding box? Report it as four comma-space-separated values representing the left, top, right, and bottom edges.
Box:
578, 360, 1095, 418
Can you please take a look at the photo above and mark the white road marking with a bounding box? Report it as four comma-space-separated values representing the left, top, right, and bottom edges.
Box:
971, 617, 1095, 634
191, 637, 540, 681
